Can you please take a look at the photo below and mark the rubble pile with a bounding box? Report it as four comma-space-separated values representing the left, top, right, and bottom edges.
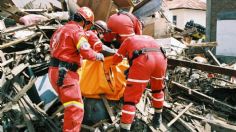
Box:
162, 38, 236, 131
0, 0, 235, 132
0, 6, 63, 130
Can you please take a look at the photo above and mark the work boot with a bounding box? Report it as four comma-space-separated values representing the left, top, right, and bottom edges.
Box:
120, 127, 130, 132
120, 123, 131, 132
152, 112, 162, 129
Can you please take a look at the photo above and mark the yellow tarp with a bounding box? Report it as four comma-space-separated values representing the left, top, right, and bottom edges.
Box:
78, 56, 129, 100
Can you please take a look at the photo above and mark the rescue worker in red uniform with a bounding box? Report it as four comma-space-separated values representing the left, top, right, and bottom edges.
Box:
48, 7, 104, 132
107, 12, 167, 131
85, 20, 116, 54
104, 11, 143, 49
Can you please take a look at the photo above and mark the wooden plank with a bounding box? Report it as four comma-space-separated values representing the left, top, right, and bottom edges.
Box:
204, 123, 211, 132
20, 9, 48, 13
207, 50, 221, 66
185, 112, 236, 132
3, 19, 53, 34
129, 6, 134, 13
0, 5, 21, 20
167, 103, 193, 127
168, 58, 236, 76
0, 78, 36, 117
0, 0, 15, 7
0, 58, 13, 67
11, 63, 29, 76
186, 42, 217, 47
0, 50, 6, 62
172, 81, 236, 117
36, 25, 49, 40
0, 32, 41, 50
14, 81, 59, 132
164, 109, 196, 132
18, 99, 36, 132
100, 94, 116, 123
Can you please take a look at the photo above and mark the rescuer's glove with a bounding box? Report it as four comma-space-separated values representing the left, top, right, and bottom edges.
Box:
95, 53, 104, 61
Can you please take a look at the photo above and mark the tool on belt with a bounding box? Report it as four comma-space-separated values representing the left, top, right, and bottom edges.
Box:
50, 57, 79, 86
124, 47, 166, 78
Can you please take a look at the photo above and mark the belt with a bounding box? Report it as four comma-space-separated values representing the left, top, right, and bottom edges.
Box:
50, 57, 79, 72
140, 48, 161, 53
129, 47, 166, 66
140, 47, 166, 58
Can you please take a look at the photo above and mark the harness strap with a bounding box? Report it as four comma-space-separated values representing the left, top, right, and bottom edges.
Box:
124, 102, 135, 106
129, 47, 163, 66
50, 57, 79, 72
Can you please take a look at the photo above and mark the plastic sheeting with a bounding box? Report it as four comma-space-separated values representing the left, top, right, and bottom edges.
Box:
79, 56, 129, 100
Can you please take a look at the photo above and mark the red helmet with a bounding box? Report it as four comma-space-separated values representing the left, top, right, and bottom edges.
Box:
94, 20, 110, 33
107, 13, 135, 37
77, 7, 94, 24
107, 13, 135, 43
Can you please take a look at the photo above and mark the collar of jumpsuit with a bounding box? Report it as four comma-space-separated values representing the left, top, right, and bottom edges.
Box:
68, 20, 92, 31
68, 20, 84, 29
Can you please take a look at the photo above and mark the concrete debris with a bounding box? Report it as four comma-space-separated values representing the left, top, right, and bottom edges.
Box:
0, 0, 235, 132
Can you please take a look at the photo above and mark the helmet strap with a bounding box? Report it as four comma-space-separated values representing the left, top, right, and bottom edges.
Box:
73, 13, 90, 29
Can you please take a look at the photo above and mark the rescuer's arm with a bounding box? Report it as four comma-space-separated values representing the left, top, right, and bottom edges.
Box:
76, 35, 104, 61
113, 40, 129, 65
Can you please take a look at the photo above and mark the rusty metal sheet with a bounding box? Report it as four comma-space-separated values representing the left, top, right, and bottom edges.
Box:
168, 58, 236, 76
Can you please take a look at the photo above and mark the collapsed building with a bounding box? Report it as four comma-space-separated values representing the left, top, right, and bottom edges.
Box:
0, 0, 236, 132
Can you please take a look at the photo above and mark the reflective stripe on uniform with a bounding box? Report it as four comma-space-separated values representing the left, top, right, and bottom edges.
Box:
76, 37, 89, 49
122, 110, 135, 115
152, 96, 164, 102
119, 33, 135, 37
93, 41, 101, 49
151, 76, 165, 80
63, 101, 84, 109
127, 78, 149, 83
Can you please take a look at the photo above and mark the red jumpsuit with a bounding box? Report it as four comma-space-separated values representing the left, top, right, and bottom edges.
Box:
113, 35, 167, 129
48, 21, 97, 132
85, 30, 103, 52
